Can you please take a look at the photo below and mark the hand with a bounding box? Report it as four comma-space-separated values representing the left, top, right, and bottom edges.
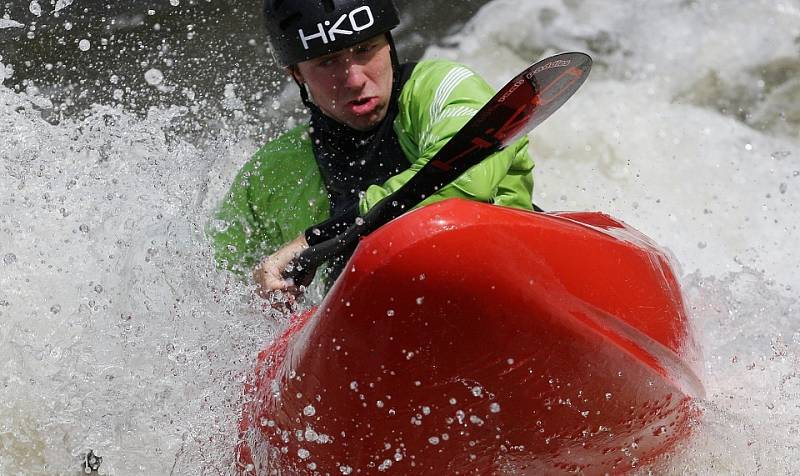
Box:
252, 234, 309, 300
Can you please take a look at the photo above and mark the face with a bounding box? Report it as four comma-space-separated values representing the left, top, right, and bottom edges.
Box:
291, 35, 393, 132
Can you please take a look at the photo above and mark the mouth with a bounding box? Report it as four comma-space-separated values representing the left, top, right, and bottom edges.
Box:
347, 96, 380, 116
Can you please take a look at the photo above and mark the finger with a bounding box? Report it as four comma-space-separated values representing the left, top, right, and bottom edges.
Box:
254, 269, 278, 299
257, 274, 295, 300
253, 267, 270, 298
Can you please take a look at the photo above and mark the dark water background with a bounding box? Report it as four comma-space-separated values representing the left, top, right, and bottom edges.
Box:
1, 0, 489, 139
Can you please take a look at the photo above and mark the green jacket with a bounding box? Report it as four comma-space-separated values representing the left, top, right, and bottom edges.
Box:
209, 60, 534, 274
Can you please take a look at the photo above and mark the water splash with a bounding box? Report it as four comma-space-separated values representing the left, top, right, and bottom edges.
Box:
0, 88, 278, 474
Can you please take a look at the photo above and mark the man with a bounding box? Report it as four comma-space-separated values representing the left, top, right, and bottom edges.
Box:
209, 0, 534, 298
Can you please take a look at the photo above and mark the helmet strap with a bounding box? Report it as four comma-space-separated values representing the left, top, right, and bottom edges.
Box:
293, 74, 320, 113
386, 32, 400, 76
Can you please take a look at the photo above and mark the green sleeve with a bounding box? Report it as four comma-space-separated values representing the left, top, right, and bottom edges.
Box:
207, 159, 283, 274
359, 60, 534, 214
491, 138, 535, 209
207, 126, 330, 275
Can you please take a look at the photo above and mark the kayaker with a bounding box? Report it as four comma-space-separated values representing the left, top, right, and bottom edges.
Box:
209, 0, 535, 299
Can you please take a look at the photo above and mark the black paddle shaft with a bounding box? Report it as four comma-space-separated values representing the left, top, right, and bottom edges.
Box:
284, 52, 593, 284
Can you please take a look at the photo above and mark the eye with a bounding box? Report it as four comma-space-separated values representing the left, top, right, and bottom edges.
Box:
354, 42, 378, 56
317, 56, 337, 68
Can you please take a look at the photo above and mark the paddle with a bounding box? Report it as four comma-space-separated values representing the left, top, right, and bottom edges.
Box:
283, 52, 593, 283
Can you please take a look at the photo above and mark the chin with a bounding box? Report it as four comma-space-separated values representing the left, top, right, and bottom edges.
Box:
349, 116, 381, 132
359, 109, 389, 131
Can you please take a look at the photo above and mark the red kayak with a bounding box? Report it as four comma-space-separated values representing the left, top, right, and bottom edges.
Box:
236, 198, 704, 475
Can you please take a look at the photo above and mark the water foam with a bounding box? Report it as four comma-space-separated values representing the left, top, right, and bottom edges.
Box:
0, 88, 278, 474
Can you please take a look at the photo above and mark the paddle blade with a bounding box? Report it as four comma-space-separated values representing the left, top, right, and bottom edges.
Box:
429, 52, 591, 173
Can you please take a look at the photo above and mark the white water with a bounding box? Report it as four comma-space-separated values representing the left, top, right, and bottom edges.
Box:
2, 0, 799, 474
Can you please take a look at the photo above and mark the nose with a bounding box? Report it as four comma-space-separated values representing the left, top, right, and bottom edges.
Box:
344, 63, 367, 90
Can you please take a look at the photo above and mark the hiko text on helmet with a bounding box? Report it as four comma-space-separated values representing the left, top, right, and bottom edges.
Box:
298, 6, 376, 50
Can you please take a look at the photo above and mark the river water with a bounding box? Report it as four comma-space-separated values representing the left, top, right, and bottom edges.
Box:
2, 0, 799, 474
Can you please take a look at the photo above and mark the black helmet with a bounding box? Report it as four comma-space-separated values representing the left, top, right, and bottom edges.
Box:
263, 0, 400, 66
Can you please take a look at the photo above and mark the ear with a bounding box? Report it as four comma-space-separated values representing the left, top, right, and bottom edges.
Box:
286, 66, 304, 84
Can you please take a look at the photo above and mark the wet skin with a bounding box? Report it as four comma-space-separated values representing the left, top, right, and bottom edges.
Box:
291, 35, 394, 132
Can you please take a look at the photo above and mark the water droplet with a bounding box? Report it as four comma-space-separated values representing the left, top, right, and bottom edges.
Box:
170, 0, 180, 5
386, 309, 395, 317
259, 418, 275, 427
469, 415, 484, 426
303, 404, 316, 417
29, 0, 41, 16
297, 448, 310, 459
78, 39, 91, 51
3, 253, 17, 265
779, 183, 788, 194
471, 386, 483, 397
79, 224, 90, 233
339, 465, 352, 475
223, 83, 236, 98
54, 0, 74, 12
428, 436, 440, 445
50, 304, 61, 314
355, 217, 365, 226
489, 402, 501, 413
210, 220, 229, 233
416, 296, 424, 305
144, 68, 164, 86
